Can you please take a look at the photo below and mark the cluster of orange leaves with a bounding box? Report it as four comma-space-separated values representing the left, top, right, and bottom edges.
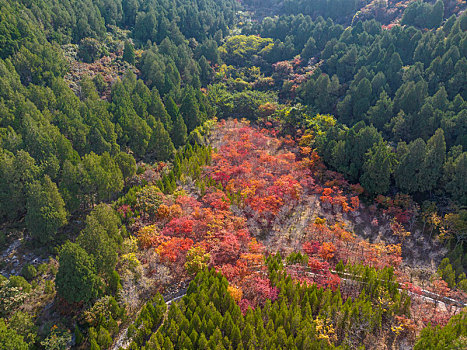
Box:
319, 186, 360, 213
319, 242, 336, 260
227, 285, 243, 303
207, 123, 306, 223
156, 237, 194, 263
134, 184, 265, 283
305, 220, 402, 270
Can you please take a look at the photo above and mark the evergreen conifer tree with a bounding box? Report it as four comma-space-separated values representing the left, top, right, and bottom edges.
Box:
123, 40, 135, 64
26, 175, 68, 244
171, 113, 188, 148
147, 120, 176, 161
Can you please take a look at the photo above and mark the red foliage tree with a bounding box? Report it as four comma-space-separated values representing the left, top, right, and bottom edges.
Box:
303, 241, 321, 255
156, 237, 194, 263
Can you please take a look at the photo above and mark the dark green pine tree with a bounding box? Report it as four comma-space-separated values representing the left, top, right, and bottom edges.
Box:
230, 324, 242, 348
166, 319, 179, 344
171, 113, 188, 148
189, 329, 198, 347
123, 40, 135, 64
360, 141, 396, 195
444, 151, 467, 205
25, 175, 68, 244
301, 37, 317, 61
236, 343, 245, 350
148, 89, 173, 132
437, 258, 456, 288
420, 128, 446, 193
191, 75, 201, 90
180, 87, 201, 133
77, 215, 118, 277
394, 139, 426, 193
352, 78, 372, 118
163, 336, 175, 350
198, 56, 213, 86
197, 333, 208, 350
114, 152, 136, 181
55, 241, 100, 304
428, 0, 444, 29
190, 312, 202, 332
0, 150, 39, 222
147, 120, 176, 161
386, 52, 403, 93
208, 328, 223, 348
367, 91, 393, 130
313, 74, 334, 114
178, 331, 193, 350
165, 96, 180, 123
241, 323, 257, 348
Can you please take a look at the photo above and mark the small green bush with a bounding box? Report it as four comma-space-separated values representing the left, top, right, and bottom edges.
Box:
37, 263, 49, 275
90, 338, 101, 350
21, 265, 37, 281
44, 280, 54, 294
74, 325, 84, 345
9, 276, 31, 293
49, 264, 58, 276
97, 327, 112, 349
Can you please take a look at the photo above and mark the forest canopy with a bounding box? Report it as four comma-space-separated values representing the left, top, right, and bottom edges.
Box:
0, 0, 466, 349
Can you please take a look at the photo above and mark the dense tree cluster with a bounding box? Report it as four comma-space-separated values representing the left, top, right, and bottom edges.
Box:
1, 0, 466, 349
123, 258, 413, 350
56, 204, 122, 304
231, 11, 467, 205
0, 0, 225, 247
414, 311, 466, 350
242, 0, 365, 24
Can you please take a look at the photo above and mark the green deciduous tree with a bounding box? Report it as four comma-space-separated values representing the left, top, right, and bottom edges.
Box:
77, 215, 118, 277
115, 152, 136, 181
0, 319, 28, 350
56, 241, 100, 304
25, 175, 68, 244
78, 38, 105, 63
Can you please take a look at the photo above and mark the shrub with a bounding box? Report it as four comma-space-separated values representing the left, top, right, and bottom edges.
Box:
9, 276, 31, 293
74, 325, 84, 345
78, 38, 105, 63
44, 280, 54, 294
21, 265, 37, 281
97, 327, 112, 349
37, 263, 49, 275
